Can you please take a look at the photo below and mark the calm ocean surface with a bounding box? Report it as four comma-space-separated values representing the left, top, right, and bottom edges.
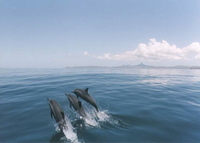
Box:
1, 68, 200, 143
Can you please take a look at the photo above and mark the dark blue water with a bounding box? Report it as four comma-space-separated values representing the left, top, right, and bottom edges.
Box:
1, 68, 200, 143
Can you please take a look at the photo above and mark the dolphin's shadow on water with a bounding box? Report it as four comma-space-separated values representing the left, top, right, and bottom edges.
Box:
49, 131, 65, 143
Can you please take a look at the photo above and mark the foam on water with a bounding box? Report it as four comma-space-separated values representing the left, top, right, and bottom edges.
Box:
54, 117, 82, 143
62, 122, 79, 143
96, 110, 110, 122
82, 109, 112, 128
84, 111, 99, 127
97, 111, 124, 128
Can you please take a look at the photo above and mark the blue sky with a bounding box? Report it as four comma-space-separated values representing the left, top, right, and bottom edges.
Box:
1, 0, 200, 68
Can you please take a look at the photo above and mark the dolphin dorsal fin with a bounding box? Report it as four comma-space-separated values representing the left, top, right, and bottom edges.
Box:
78, 101, 82, 108
85, 88, 89, 93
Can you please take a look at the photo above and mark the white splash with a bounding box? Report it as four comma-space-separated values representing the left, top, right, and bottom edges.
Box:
54, 117, 81, 143
96, 110, 110, 122
96, 110, 121, 126
62, 122, 79, 143
82, 109, 111, 127
83, 110, 99, 127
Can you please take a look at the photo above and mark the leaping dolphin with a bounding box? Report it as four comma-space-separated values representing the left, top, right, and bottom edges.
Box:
65, 93, 87, 118
72, 88, 99, 112
47, 98, 66, 129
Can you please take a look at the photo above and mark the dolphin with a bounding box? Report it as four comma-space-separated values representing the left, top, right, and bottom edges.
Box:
72, 88, 99, 112
47, 98, 66, 129
65, 93, 87, 118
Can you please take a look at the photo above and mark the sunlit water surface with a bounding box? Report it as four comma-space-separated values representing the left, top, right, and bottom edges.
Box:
0, 68, 200, 142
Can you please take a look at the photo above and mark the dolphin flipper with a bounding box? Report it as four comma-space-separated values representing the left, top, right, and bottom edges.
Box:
69, 102, 72, 108
47, 98, 54, 118
66, 94, 73, 109
68, 99, 72, 108
51, 110, 54, 119
78, 101, 82, 108
48, 104, 54, 119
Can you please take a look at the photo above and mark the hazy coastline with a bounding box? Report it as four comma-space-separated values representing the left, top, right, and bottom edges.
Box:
66, 63, 200, 69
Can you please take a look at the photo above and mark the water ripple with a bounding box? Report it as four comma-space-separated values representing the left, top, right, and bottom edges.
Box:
1, 68, 200, 142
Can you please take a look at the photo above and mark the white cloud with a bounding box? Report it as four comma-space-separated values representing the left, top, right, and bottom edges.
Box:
84, 39, 200, 61
83, 51, 89, 56
67, 53, 72, 56
183, 42, 200, 53
66, 53, 81, 58
195, 54, 200, 60
66, 53, 74, 57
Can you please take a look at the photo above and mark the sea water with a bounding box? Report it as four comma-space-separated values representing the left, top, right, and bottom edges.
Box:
0, 68, 200, 143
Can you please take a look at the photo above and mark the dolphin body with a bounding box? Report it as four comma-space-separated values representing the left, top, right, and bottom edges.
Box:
66, 93, 87, 118
73, 88, 99, 112
47, 98, 66, 129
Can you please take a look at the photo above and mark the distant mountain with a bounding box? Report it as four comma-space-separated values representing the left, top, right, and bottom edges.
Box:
65, 66, 110, 68
115, 63, 200, 69
115, 63, 151, 69
190, 66, 200, 69
134, 63, 148, 68
134, 63, 154, 68
66, 63, 200, 69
